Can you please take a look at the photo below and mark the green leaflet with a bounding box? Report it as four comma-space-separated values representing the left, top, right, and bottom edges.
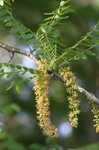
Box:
0, 103, 21, 114
0, 63, 39, 74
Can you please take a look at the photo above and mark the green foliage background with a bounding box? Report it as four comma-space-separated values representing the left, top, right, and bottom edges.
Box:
0, 0, 99, 150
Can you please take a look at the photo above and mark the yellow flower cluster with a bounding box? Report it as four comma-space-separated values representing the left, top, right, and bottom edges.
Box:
59, 67, 80, 128
33, 59, 58, 137
91, 102, 99, 133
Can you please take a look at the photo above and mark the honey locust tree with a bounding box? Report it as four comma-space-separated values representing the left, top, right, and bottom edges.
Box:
0, 0, 99, 138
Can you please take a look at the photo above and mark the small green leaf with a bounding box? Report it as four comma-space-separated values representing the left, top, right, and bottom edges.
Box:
0, 103, 21, 114
15, 84, 22, 93
6, 81, 15, 91
10, 103, 21, 112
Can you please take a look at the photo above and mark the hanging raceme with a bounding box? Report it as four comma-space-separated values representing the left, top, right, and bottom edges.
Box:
91, 102, 99, 133
33, 59, 58, 137
59, 67, 80, 128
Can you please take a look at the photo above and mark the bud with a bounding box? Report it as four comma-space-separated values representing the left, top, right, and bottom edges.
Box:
55, 15, 59, 19
60, 1, 65, 7
0, 0, 4, 6
41, 27, 46, 33
91, 102, 99, 133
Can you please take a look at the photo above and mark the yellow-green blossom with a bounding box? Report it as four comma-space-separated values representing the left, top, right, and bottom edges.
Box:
59, 67, 80, 128
33, 59, 58, 137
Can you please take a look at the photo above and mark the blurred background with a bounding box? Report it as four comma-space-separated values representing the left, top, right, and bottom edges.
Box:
0, 0, 99, 150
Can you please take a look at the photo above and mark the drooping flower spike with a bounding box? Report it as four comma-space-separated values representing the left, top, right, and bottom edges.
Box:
59, 67, 80, 128
33, 59, 58, 137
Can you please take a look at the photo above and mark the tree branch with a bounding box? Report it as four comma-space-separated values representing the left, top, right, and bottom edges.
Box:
77, 86, 99, 105
0, 41, 99, 105
50, 70, 99, 105
0, 41, 38, 64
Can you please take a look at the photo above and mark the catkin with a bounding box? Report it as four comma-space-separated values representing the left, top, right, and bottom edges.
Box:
33, 59, 58, 137
91, 102, 99, 133
59, 67, 80, 128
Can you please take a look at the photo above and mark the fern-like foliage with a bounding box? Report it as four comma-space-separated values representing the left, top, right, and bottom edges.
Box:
35, 0, 99, 68
0, 0, 99, 70
0, 62, 40, 92
56, 22, 99, 67
0, 0, 35, 47
0, 62, 39, 75
0, 62, 40, 88
36, 0, 73, 68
